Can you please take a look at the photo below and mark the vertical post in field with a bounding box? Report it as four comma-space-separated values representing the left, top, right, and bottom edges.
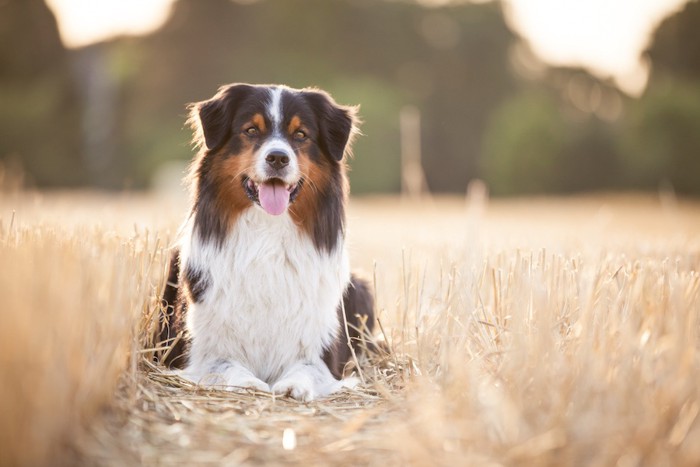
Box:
400, 105, 429, 200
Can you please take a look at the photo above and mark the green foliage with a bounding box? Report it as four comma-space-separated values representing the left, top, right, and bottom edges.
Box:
645, 0, 700, 84
481, 86, 621, 196
481, 92, 566, 195
3, 0, 699, 195
321, 78, 403, 193
0, 0, 83, 187
620, 80, 700, 194
92, 0, 517, 192
627, 0, 700, 195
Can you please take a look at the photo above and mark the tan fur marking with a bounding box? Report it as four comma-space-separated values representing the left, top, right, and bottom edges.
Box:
252, 113, 266, 133
289, 150, 332, 236
288, 116, 302, 134
210, 146, 257, 229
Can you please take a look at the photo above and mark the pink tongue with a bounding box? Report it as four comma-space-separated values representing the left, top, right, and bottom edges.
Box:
258, 180, 290, 216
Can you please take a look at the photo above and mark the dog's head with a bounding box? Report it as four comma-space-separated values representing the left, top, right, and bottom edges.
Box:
189, 84, 357, 217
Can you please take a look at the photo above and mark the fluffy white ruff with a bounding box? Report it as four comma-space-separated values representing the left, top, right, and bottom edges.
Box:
179, 207, 352, 401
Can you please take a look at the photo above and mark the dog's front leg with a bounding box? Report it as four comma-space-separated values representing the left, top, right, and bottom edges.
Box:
272, 360, 357, 402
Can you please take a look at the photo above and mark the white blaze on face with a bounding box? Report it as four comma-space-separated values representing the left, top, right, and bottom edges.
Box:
268, 86, 284, 127
253, 87, 299, 216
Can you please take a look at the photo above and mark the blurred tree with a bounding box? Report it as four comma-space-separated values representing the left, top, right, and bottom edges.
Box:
0, 0, 83, 187
84, 0, 517, 192
70, 42, 126, 189
645, 0, 700, 84
480, 91, 566, 195
620, 81, 700, 194
618, 0, 700, 195
481, 67, 623, 195
544, 67, 623, 193
417, 3, 518, 192
10, 0, 692, 196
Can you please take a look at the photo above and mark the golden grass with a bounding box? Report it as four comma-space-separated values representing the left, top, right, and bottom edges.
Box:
1, 191, 700, 466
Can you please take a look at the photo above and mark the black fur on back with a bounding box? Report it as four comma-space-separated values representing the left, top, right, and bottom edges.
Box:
322, 275, 377, 379
157, 249, 188, 369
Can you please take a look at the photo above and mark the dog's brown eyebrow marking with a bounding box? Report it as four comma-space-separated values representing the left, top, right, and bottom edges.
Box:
288, 115, 302, 134
252, 113, 266, 132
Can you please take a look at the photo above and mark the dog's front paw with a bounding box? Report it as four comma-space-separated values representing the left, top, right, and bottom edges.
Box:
184, 362, 271, 393
272, 377, 315, 402
224, 377, 271, 393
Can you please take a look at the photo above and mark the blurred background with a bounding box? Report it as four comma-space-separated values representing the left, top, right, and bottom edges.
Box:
0, 0, 698, 196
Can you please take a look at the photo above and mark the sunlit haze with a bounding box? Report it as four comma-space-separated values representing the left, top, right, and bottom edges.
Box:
46, 0, 687, 94
45, 0, 173, 48
503, 0, 687, 94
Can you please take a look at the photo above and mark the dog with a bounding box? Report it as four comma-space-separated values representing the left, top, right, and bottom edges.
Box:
157, 84, 376, 401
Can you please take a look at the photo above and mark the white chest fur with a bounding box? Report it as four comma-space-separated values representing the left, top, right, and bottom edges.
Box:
180, 207, 350, 386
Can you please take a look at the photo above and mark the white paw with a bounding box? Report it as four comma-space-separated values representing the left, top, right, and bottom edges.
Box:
183, 362, 271, 393
272, 378, 315, 402
339, 376, 359, 390
224, 377, 270, 393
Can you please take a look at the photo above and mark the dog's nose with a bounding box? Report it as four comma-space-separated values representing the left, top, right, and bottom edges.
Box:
265, 151, 290, 170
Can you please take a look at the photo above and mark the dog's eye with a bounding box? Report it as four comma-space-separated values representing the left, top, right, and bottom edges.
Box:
293, 130, 307, 141
244, 127, 259, 137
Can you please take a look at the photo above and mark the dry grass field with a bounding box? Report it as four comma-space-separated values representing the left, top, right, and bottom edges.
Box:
1, 189, 700, 466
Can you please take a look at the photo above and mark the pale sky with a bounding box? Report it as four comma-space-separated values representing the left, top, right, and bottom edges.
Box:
45, 0, 173, 47
46, 0, 688, 95
501, 0, 687, 94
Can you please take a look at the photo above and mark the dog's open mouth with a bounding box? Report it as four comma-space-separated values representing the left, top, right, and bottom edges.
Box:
243, 177, 303, 215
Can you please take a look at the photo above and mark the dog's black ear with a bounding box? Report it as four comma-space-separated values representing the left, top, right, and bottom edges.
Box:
189, 84, 253, 151
304, 90, 358, 161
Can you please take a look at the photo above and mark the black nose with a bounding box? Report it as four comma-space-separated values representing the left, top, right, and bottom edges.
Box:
265, 151, 290, 170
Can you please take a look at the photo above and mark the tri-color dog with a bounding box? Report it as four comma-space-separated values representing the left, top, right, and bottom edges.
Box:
158, 84, 375, 401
